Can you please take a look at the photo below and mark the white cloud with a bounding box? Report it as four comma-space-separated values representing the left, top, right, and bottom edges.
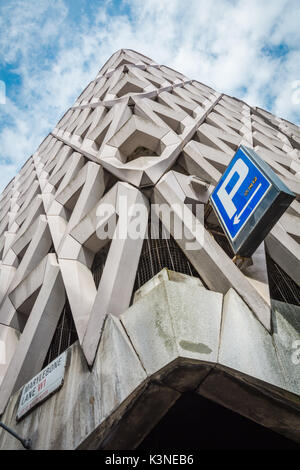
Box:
0, 0, 299, 191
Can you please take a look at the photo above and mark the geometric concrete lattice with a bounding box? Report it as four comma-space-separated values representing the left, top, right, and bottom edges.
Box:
0, 49, 299, 449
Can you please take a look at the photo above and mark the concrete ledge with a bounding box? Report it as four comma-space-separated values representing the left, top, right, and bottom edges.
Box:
0, 271, 299, 449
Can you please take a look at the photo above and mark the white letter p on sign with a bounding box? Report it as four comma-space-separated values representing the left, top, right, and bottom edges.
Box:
217, 158, 249, 219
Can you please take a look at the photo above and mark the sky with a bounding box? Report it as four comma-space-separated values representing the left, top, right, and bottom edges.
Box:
0, 0, 299, 192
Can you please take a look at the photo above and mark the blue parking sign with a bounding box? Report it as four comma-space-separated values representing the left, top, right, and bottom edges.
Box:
210, 145, 295, 257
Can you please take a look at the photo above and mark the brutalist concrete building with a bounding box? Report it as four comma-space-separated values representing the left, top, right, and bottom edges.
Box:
0, 49, 299, 450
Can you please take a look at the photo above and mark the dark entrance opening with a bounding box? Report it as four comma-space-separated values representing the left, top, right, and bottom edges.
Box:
138, 392, 300, 450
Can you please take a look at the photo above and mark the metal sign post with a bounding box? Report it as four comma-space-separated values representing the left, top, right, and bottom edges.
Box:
0, 421, 31, 449
210, 145, 295, 257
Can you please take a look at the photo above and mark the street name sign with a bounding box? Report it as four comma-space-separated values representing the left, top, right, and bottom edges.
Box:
16, 351, 67, 421
210, 145, 295, 257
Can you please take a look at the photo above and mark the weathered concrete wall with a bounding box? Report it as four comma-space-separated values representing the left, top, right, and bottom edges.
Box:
0, 49, 299, 444
0, 271, 299, 450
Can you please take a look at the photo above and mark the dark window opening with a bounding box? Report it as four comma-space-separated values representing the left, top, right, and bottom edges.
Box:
43, 300, 78, 367
266, 252, 300, 307
91, 242, 111, 289
133, 220, 205, 294
138, 392, 300, 450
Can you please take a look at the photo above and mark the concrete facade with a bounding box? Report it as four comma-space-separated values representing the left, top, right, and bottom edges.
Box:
0, 49, 299, 449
